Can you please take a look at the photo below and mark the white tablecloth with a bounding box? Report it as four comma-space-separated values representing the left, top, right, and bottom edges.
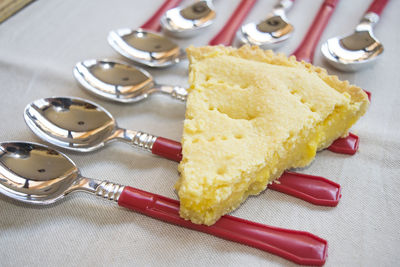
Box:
1, 0, 399, 266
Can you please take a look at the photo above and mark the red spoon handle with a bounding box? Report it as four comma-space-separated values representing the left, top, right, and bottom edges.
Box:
152, 137, 182, 162
328, 132, 359, 155
208, 0, 258, 46
140, 0, 183, 32
268, 171, 341, 206
151, 137, 341, 206
118, 186, 328, 266
366, 0, 389, 16
291, 0, 339, 63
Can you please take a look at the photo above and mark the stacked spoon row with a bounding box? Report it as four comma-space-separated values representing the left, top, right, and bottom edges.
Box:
111, 0, 388, 70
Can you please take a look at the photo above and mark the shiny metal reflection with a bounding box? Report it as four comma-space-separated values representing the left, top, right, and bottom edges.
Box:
321, 12, 384, 72
236, 0, 294, 49
24, 97, 166, 154
160, 0, 216, 38
107, 28, 186, 68
0, 141, 124, 205
24, 97, 116, 152
73, 59, 187, 103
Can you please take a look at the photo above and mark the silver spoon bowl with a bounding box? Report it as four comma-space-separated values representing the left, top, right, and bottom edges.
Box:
321, 12, 383, 72
108, 28, 186, 68
160, 0, 216, 38
236, 0, 294, 49
24, 96, 169, 154
73, 59, 187, 103
0, 141, 104, 205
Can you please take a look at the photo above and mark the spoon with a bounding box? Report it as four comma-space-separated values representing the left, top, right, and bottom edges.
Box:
321, 0, 388, 72
24, 96, 182, 161
0, 141, 328, 265
24, 96, 341, 207
160, 0, 216, 38
73, 59, 188, 103
236, 0, 294, 49
108, 0, 257, 67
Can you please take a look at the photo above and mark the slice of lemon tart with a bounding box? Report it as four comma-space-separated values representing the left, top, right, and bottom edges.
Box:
177, 45, 369, 225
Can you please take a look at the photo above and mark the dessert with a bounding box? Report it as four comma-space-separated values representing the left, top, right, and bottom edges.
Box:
177, 45, 369, 225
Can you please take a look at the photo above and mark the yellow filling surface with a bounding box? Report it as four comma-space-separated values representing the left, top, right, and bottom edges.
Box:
177, 45, 369, 225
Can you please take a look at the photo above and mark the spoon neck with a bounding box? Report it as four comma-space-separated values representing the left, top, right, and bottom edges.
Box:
273, 0, 293, 15
152, 84, 188, 101
93, 180, 125, 203
113, 128, 158, 153
67, 177, 125, 203
356, 12, 379, 31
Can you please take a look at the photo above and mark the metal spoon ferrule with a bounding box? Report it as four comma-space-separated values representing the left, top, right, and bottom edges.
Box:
154, 85, 188, 101
356, 12, 380, 32
132, 131, 158, 152
273, 0, 293, 16
111, 129, 158, 153
95, 181, 125, 203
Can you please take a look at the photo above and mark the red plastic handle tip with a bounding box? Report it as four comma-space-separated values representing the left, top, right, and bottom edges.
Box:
268, 171, 341, 206
140, 0, 183, 32
118, 186, 328, 265
208, 0, 257, 46
328, 132, 359, 155
152, 137, 182, 162
366, 0, 389, 16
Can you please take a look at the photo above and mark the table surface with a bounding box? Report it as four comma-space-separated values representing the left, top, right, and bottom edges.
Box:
1, 0, 399, 266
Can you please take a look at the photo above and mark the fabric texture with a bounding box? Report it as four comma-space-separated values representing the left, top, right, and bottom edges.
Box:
0, 0, 399, 266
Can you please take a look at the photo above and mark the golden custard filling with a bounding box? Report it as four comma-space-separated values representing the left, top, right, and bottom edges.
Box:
177, 45, 369, 225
